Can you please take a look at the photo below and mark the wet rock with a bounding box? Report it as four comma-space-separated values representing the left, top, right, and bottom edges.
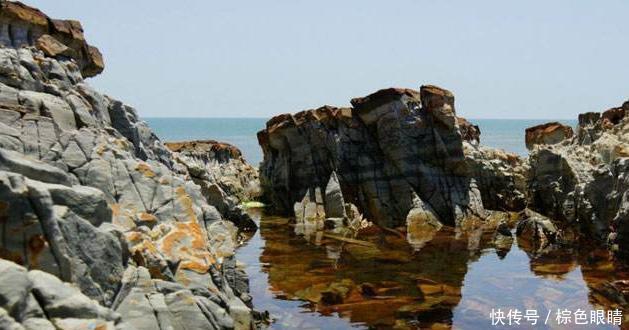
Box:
259, 85, 523, 227
406, 193, 443, 251
525, 122, 574, 149
493, 221, 514, 257
516, 212, 560, 252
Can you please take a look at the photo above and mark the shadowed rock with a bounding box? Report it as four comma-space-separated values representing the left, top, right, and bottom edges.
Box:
258, 85, 526, 227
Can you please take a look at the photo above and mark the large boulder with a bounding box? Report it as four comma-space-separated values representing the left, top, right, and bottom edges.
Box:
258, 85, 525, 227
525, 122, 574, 150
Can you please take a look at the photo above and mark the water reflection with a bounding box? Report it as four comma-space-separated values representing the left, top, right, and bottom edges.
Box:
236, 209, 628, 329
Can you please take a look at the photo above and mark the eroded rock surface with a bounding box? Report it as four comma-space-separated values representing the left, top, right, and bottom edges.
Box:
525, 122, 574, 150
527, 102, 629, 259
0, 0, 103, 77
258, 85, 526, 228
165, 140, 259, 231
0, 2, 255, 328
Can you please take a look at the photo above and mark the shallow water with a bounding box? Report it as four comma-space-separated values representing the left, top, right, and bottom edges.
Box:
236, 209, 628, 329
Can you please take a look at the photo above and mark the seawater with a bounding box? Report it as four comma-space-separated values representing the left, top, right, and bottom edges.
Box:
146, 117, 578, 165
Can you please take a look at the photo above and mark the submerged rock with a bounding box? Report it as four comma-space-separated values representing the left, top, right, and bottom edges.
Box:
258, 85, 525, 228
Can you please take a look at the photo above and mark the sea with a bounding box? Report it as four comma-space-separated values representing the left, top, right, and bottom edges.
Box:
146, 118, 578, 165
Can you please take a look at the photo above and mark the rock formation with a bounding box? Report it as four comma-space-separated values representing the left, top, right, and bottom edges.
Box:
527, 102, 629, 259
165, 140, 260, 231
0, 1, 256, 328
525, 122, 574, 150
0, 0, 103, 77
257, 85, 526, 229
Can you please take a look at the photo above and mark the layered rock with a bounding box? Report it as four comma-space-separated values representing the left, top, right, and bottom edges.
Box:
0, 2, 255, 328
525, 122, 574, 150
0, 259, 124, 329
0, 0, 103, 77
165, 140, 259, 231
527, 102, 629, 259
258, 85, 526, 228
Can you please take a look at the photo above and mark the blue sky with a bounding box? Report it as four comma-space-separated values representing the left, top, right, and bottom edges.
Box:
28, 0, 629, 119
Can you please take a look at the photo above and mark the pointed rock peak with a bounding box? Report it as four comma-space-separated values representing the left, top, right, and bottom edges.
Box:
325, 171, 346, 219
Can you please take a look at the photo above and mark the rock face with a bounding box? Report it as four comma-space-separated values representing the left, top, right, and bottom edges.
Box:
0, 1, 104, 77
0, 2, 255, 329
165, 140, 260, 230
527, 102, 629, 259
258, 86, 526, 228
0, 259, 124, 329
525, 122, 574, 150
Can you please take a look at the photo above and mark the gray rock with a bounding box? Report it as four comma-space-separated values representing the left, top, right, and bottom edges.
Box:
324, 171, 346, 219
0, 308, 24, 330
28, 270, 120, 321
0, 148, 70, 185
0, 260, 31, 321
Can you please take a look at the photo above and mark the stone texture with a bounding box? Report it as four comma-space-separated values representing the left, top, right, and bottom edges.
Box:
258, 85, 525, 228
527, 100, 629, 259
525, 122, 574, 150
0, 3, 256, 329
0, 1, 104, 77
0, 259, 122, 328
165, 140, 259, 230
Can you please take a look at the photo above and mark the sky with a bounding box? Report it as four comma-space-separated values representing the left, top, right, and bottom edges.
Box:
27, 0, 629, 119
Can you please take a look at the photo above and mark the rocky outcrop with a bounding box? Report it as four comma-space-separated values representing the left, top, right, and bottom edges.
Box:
0, 2, 255, 329
525, 122, 574, 150
258, 85, 526, 228
0, 259, 124, 329
0, 1, 103, 77
527, 101, 629, 259
165, 140, 259, 231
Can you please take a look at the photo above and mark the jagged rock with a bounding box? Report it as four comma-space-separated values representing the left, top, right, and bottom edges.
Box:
0, 1, 104, 77
516, 213, 560, 253
166, 140, 259, 230
324, 171, 346, 219
0, 259, 122, 328
464, 143, 527, 211
525, 122, 574, 149
0, 2, 255, 328
258, 85, 525, 227
527, 102, 629, 258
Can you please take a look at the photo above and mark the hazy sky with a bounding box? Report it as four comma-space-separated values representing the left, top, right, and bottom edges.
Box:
28, 0, 629, 119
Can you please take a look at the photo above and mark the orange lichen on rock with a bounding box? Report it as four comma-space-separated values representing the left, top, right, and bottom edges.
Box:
135, 162, 156, 178
175, 186, 197, 222
157, 221, 216, 274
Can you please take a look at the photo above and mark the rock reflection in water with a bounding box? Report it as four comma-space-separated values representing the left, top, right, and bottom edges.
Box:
236, 209, 628, 329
